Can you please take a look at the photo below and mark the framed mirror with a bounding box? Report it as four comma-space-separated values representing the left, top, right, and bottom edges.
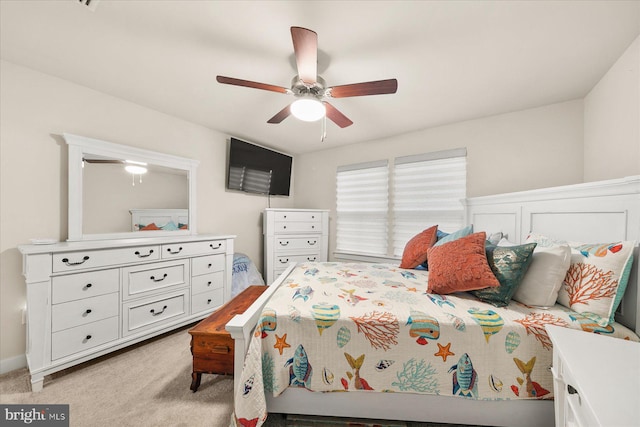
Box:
65, 133, 199, 241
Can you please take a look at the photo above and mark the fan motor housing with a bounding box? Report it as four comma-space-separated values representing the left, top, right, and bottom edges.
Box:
291, 75, 327, 98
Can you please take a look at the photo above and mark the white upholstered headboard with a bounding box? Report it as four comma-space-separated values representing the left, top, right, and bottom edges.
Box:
465, 176, 640, 333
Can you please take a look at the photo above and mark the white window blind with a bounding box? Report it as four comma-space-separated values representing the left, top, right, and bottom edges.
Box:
392, 148, 467, 257
336, 161, 389, 256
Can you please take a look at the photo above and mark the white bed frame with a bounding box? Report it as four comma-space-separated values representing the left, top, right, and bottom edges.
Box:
129, 208, 188, 231
227, 176, 640, 427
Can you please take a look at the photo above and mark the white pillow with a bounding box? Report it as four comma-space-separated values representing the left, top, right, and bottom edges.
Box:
511, 243, 571, 308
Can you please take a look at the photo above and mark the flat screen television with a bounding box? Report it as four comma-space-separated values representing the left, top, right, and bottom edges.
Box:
226, 137, 293, 196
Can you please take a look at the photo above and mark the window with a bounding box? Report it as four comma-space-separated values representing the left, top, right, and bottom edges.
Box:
336, 149, 466, 259
336, 161, 389, 256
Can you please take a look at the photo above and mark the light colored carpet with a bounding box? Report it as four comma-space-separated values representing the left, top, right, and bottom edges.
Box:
0, 326, 459, 427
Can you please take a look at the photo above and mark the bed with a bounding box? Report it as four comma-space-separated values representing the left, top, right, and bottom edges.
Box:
227, 176, 640, 427
129, 208, 188, 231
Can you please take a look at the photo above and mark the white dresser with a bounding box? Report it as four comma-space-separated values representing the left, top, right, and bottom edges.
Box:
19, 234, 234, 391
547, 325, 640, 427
263, 209, 329, 284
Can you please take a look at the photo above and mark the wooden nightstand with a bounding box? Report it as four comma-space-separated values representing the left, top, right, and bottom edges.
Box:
188, 285, 268, 392
547, 325, 640, 426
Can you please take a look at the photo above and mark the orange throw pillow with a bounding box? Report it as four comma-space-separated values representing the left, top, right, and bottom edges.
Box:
400, 225, 438, 269
140, 223, 160, 230
427, 231, 500, 294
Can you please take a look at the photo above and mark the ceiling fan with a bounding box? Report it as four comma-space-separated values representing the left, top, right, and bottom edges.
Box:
216, 26, 398, 128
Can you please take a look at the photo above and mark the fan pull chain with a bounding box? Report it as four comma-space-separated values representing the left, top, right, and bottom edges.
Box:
321, 114, 327, 142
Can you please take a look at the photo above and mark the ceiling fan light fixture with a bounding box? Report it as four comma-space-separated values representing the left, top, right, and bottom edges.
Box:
124, 165, 148, 175
290, 97, 325, 122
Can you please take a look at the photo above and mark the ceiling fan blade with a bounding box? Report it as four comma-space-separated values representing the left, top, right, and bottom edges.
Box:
267, 104, 292, 124
291, 27, 317, 85
329, 79, 398, 98
216, 76, 290, 94
324, 102, 353, 128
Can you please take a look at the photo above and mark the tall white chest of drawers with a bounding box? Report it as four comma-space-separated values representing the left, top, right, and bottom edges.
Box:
263, 209, 329, 284
18, 234, 234, 391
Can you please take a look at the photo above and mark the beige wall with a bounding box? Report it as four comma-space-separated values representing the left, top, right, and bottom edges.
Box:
584, 35, 640, 181
0, 60, 294, 367
294, 100, 585, 260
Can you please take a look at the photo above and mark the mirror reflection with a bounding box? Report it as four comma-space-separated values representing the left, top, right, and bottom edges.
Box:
65, 133, 198, 241
82, 157, 189, 235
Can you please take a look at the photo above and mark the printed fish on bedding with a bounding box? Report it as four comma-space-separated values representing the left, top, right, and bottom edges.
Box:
406, 309, 440, 345
285, 344, 313, 388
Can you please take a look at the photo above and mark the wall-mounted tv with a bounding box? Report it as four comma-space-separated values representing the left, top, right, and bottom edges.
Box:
226, 137, 293, 196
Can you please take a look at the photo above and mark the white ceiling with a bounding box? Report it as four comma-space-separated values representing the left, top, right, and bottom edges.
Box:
1, 1, 639, 154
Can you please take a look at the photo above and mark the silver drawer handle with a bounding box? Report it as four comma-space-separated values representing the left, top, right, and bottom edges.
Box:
166, 247, 183, 254
279, 241, 289, 246
307, 256, 317, 261
210, 243, 222, 250
62, 256, 89, 266
150, 305, 168, 316
135, 249, 154, 258
150, 273, 168, 282
307, 240, 317, 245
278, 258, 289, 264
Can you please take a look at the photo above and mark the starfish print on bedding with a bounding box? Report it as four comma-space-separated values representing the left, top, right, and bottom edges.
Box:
274, 333, 291, 355
434, 342, 455, 362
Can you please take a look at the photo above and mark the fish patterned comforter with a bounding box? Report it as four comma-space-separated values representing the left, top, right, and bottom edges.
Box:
232, 262, 639, 427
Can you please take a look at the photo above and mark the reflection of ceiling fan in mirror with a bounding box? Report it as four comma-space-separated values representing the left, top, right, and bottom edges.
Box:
83, 157, 148, 175
216, 26, 398, 128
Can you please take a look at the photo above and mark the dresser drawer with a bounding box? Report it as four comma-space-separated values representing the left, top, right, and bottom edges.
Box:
52, 246, 160, 272
191, 288, 224, 314
52, 269, 119, 304
192, 271, 224, 295
274, 253, 321, 267
122, 260, 188, 300
274, 221, 321, 233
51, 316, 119, 360
192, 254, 225, 276
274, 236, 321, 252
123, 291, 188, 336
274, 211, 322, 223
52, 293, 119, 332
161, 240, 226, 259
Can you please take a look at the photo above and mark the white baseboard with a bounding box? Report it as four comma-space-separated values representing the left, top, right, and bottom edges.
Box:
0, 354, 27, 375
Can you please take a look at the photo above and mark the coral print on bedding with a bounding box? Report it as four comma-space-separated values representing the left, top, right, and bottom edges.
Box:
232, 262, 639, 427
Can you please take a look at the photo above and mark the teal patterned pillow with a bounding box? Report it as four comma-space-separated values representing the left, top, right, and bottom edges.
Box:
471, 242, 537, 307
161, 221, 179, 231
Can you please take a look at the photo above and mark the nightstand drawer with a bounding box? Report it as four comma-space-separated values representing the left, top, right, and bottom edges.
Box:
191, 288, 224, 314
161, 240, 226, 259
51, 316, 119, 360
192, 254, 225, 276
52, 246, 160, 272
123, 291, 188, 335
122, 260, 188, 299
192, 271, 224, 295
274, 236, 321, 251
52, 269, 119, 304
52, 293, 119, 332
